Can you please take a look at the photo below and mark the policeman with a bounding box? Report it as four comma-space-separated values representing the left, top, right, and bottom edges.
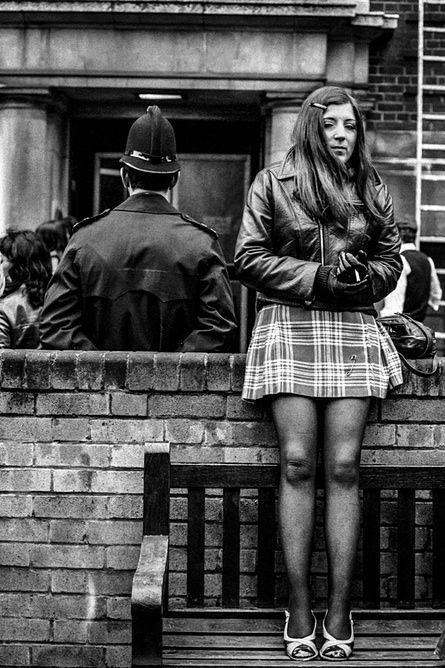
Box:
40, 106, 237, 351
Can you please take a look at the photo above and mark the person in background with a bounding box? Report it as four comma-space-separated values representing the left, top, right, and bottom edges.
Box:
379, 218, 442, 322
40, 106, 236, 351
36, 216, 76, 274
0, 230, 52, 348
235, 86, 402, 662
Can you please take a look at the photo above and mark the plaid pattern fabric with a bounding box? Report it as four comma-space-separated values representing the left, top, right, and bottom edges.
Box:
242, 305, 403, 401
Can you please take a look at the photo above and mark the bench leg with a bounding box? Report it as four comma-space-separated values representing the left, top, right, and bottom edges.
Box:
132, 607, 162, 667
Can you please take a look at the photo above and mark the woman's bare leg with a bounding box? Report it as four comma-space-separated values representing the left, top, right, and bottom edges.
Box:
323, 397, 370, 638
271, 394, 319, 638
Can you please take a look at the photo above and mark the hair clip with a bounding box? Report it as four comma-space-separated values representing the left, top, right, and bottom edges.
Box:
310, 102, 327, 110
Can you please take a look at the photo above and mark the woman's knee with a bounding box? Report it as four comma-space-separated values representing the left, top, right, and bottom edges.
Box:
282, 455, 316, 485
326, 458, 359, 486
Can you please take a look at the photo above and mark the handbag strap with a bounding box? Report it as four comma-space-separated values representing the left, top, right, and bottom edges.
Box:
399, 353, 439, 377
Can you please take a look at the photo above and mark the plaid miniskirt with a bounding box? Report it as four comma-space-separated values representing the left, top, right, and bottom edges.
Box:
242, 304, 403, 401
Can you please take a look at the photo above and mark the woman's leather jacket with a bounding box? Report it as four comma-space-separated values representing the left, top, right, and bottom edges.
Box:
234, 151, 402, 315
0, 285, 41, 348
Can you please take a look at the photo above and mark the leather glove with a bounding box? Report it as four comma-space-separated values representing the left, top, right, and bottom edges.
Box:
336, 251, 369, 283
314, 264, 370, 302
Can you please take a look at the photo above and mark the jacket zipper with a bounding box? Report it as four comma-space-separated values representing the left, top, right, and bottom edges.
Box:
304, 220, 325, 308
318, 221, 325, 265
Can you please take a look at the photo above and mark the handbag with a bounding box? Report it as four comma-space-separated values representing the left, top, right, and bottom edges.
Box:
377, 312, 439, 377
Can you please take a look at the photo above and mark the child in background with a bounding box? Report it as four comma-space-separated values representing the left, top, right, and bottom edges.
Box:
0, 230, 52, 348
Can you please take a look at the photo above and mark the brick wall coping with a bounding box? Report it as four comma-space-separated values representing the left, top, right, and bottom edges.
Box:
0, 350, 442, 396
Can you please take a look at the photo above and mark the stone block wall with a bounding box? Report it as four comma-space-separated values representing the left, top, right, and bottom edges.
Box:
0, 350, 444, 667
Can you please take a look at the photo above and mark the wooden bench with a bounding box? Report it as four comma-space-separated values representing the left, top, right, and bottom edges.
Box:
131, 444, 445, 667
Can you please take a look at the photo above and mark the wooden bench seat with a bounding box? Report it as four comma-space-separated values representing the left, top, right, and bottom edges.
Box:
162, 612, 443, 666
131, 445, 445, 667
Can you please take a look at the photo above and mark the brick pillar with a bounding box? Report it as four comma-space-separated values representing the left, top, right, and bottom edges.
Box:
0, 89, 69, 234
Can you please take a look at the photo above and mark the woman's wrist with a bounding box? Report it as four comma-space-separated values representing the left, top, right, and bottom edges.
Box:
314, 265, 332, 299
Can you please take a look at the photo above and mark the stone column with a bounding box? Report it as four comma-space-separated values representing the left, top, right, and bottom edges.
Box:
0, 90, 69, 235
263, 97, 303, 167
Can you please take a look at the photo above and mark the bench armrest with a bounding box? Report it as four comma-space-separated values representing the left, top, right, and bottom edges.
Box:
132, 534, 169, 667
132, 534, 169, 608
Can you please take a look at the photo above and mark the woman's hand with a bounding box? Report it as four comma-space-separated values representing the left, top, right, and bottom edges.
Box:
314, 262, 370, 302
327, 268, 369, 298
336, 251, 369, 283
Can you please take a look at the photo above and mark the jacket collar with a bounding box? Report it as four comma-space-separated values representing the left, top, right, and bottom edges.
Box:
271, 148, 297, 180
401, 242, 417, 252
114, 192, 180, 215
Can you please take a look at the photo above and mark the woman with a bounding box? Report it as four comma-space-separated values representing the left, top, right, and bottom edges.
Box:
36, 216, 75, 274
0, 230, 51, 348
234, 86, 403, 661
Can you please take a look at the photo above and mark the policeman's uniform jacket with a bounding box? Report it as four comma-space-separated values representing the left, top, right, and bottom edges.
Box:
39, 193, 237, 351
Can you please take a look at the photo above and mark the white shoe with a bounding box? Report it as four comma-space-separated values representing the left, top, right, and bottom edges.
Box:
284, 610, 318, 661
320, 612, 354, 661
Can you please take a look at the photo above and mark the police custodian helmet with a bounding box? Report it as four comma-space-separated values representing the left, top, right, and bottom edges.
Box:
120, 106, 180, 174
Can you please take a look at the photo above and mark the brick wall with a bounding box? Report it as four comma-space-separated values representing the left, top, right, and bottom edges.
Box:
368, 1, 445, 132
0, 351, 444, 667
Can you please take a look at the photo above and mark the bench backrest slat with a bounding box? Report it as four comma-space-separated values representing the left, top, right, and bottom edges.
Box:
397, 489, 416, 608
433, 489, 445, 607
187, 488, 205, 607
362, 489, 381, 609
172, 464, 279, 487
223, 489, 241, 607
257, 488, 277, 608
170, 464, 445, 488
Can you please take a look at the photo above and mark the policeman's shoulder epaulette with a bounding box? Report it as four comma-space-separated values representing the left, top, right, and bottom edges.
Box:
180, 212, 218, 239
72, 209, 111, 233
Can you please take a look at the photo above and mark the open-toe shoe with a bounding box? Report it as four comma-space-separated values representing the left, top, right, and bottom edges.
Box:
283, 610, 318, 661
320, 612, 354, 661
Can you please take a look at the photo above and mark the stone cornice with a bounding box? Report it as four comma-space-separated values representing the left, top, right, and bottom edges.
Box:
0, 0, 362, 14
0, 1, 398, 33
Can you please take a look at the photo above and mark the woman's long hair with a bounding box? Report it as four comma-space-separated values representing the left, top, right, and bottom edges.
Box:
36, 216, 75, 255
292, 86, 385, 227
0, 230, 52, 307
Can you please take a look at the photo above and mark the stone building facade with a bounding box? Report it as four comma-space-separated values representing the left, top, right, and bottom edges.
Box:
0, 1, 399, 225
0, 0, 443, 342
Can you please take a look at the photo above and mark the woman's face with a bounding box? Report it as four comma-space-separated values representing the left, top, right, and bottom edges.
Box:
0, 253, 12, 297
0, 253, 13, 281
322, 102, 357, 164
